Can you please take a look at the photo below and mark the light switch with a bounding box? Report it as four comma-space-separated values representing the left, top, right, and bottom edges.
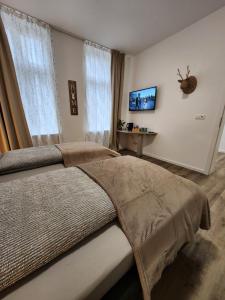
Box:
195, 114, 206, 120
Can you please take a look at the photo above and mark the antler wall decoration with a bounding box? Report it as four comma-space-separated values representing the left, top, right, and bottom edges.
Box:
177, 65, 197, 94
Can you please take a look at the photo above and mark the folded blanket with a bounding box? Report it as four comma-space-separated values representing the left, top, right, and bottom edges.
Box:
79, 156, 210, 300
56, 142, 120, 167
0, 145, 62, 175
0, 168, 116, 292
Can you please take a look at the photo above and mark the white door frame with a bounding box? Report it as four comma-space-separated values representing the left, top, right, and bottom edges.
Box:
208, 104, 225, 174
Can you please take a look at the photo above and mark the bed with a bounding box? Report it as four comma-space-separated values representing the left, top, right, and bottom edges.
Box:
0, 148, 210, 300
0, 142, 120, 183
0, 144, 133, 300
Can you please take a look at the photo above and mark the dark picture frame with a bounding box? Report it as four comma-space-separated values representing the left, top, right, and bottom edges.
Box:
68, 80, 78, 115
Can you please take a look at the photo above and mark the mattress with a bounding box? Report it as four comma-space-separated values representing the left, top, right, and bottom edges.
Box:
1, 223, 133, 300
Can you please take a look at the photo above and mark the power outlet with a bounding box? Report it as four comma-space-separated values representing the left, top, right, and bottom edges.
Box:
195, 114, 206, 120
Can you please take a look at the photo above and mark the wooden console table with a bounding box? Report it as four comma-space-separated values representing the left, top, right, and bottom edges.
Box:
117, 130, 157, 157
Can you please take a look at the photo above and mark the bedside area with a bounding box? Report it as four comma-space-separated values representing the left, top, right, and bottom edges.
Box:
117, 130, 157, 157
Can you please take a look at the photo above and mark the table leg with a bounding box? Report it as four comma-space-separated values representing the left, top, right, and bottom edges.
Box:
137, 135, 143, 157
116, 132, 119, 151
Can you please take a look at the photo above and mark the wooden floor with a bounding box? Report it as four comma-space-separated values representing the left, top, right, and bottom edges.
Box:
120, 150, 225, 300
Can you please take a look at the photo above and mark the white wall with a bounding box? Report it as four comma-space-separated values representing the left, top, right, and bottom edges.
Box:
52, 30, 85, 142
120, 55, 135, 123
121, 7, 225, 174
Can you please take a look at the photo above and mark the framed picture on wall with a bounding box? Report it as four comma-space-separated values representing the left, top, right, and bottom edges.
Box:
68, 80, 78, 115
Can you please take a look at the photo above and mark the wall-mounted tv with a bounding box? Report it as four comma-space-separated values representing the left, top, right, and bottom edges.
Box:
129, 86, 157, 111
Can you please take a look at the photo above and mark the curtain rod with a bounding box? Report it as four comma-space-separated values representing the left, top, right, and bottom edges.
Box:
0, 2, 111, 50
0, 2, 85, 41
0, 2, 84, 42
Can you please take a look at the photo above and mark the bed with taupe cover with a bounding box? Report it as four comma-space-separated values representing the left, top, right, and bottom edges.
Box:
0, 142, 120, 182
0, 146, 210, 300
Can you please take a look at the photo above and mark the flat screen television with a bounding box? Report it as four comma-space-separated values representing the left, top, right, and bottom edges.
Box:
129, 86, 157, 111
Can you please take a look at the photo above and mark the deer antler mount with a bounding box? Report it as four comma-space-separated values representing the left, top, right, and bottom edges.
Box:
177, 66, 197, 94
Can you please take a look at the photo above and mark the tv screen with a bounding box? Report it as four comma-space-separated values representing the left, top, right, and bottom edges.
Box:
129, 86, 157, 111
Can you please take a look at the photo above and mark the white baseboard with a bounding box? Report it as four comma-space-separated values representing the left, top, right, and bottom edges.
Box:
142, 151, 209, 175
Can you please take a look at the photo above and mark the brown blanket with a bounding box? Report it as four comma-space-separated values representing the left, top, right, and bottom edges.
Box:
56, 142, 120, 167
79, 156, 210, 300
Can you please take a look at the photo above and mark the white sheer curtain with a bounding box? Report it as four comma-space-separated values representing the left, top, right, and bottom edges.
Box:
1, 6, 61, 146
84, 41, 112, 146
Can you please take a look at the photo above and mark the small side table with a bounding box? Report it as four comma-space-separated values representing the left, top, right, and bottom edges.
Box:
117, 130, 157, 157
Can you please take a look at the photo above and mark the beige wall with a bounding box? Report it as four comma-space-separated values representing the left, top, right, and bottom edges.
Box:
52, 30, 85, 142
121, 7, 225, 174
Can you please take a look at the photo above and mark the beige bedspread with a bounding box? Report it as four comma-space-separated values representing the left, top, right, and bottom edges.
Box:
56, 142, 120, 167
79, 156, 210, 300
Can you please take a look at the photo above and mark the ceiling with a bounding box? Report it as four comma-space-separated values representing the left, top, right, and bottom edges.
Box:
1, 0, 225, 53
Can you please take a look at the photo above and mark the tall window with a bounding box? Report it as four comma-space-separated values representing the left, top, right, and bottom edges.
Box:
84, 41, 112, 146
1, 6, 60, 146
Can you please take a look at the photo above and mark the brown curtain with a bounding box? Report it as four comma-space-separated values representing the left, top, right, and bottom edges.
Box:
0, 106, 9, 152
0, 16, 32, 152
110, 49, 125, 150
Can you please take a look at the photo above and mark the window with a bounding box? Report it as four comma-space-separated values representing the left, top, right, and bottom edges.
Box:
1, 7, 59, 140
84, 41, 112, 146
